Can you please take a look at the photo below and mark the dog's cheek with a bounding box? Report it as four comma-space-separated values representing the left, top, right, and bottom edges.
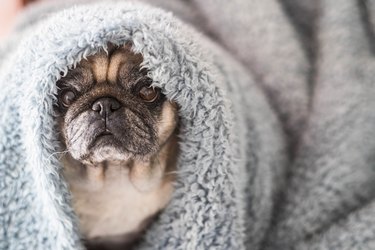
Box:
55, 115, 68, 147
64, 112, 101, 160
110, 109, 158, 155
156, 102, 178, 144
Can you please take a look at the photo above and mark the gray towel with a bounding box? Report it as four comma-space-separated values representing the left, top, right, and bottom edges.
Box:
265, 1, 375, 249
2, 0, 375, 249
0, 1, 286, 249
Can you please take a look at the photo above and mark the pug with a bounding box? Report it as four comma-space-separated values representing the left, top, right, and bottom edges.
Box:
54, 44, 179, 250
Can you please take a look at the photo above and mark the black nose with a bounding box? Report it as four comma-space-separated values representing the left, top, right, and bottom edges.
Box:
92, 97, 121, 118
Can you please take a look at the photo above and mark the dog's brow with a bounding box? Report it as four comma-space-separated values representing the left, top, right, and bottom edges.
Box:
118, 61, 147, 88
90, 53, 110, 84
107, 49, 127, 84
60, 67, 94, 92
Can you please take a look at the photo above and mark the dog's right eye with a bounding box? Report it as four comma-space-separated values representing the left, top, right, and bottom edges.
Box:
139, 86, 159, 103
60, 90, 76, 108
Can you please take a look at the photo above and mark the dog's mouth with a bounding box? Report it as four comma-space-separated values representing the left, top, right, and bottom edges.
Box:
97, 130, 113, 138
89, 129, 119, 149
69, 118, 159, 164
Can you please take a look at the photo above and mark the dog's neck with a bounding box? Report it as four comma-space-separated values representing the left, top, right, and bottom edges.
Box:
60, 133, 178, 247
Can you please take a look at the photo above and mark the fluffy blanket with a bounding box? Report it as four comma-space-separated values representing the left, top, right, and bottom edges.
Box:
1, 0, 375, 249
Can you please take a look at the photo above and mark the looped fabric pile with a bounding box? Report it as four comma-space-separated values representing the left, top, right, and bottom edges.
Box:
1, 0, 375, 249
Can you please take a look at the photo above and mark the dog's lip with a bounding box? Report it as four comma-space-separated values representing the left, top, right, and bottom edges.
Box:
97, 130, 113, 137
87, 130, 117, 150
102, 130, 112, 136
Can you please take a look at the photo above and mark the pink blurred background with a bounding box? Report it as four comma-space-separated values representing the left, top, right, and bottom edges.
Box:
0, 0, 39, 39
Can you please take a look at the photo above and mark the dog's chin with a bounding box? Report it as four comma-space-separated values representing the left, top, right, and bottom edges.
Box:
69, 139, 155, 165
83, 145, 132, 165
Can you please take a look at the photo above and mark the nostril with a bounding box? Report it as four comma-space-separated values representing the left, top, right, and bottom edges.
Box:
110, 100, 121, 111
92, 102, 102, 112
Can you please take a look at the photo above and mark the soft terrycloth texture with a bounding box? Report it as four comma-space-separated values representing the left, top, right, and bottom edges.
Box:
0, 1, 286, 249
265, 1, 375, 249
2, 0, 375, 250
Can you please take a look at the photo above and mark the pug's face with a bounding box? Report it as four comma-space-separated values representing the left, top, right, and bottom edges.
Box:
55, 44, 178, 166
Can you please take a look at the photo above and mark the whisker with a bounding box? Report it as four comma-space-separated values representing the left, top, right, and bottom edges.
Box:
47, 149, 70, 161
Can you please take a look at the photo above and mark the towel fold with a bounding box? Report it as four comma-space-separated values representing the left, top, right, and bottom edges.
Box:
2, 0, 375, 249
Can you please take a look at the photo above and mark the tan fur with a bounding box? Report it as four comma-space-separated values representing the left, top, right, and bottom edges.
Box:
59, 45, 178, 248
106, 48, 141, 85
90, 52, 109, 83
61, 132, 177, 241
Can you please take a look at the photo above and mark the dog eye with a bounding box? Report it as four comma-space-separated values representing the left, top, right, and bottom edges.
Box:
60, 90, 76, 107
139, 86, 159, 102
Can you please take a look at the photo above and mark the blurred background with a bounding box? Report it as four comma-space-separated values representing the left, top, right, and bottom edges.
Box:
0, 0, 39, 39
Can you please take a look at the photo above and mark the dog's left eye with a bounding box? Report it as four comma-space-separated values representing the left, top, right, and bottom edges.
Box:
60, 90, 76, 107
139, 86, 160, 102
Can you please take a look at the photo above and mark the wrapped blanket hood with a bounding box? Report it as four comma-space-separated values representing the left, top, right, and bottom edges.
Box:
0, 1, 286, 249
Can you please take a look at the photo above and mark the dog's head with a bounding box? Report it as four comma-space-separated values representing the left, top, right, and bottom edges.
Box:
54, 44, 178, 166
